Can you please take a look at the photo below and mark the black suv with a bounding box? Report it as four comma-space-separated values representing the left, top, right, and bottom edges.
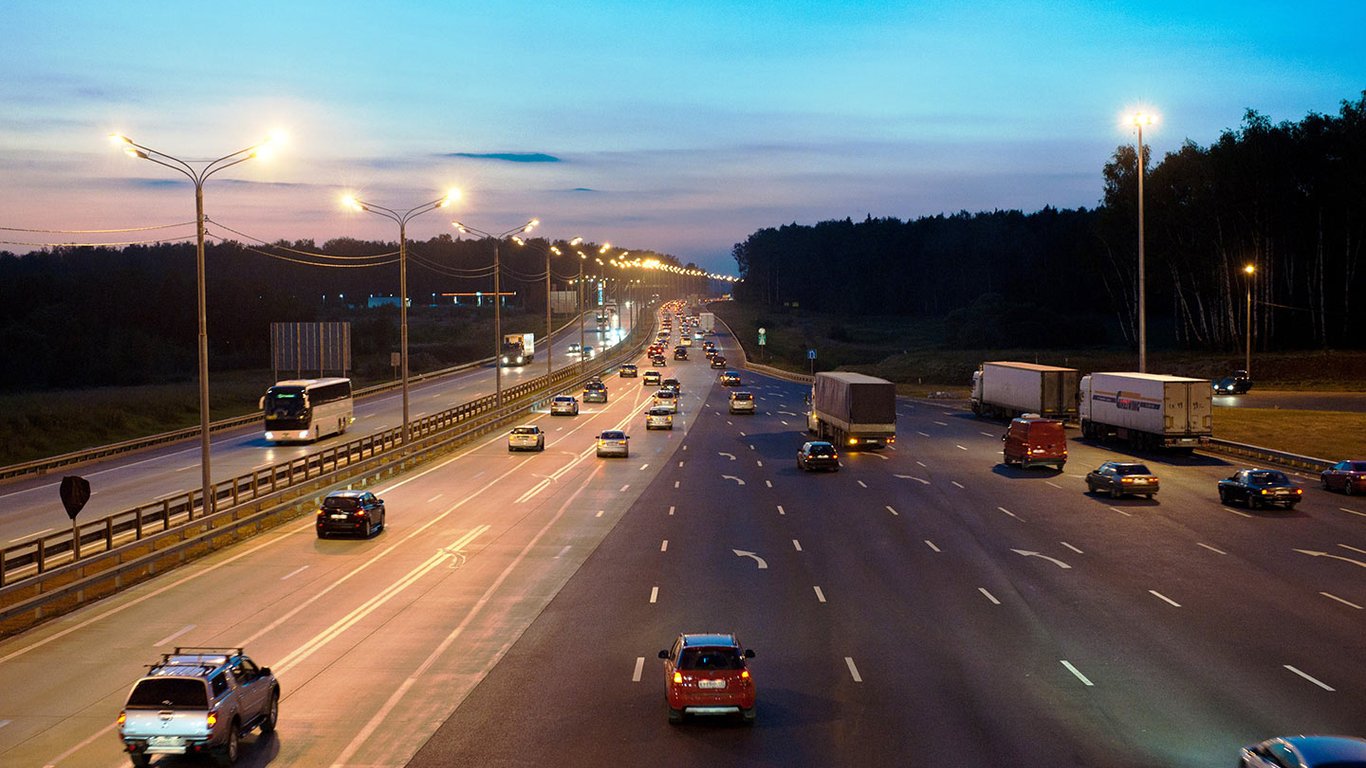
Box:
316, 490, 386, 538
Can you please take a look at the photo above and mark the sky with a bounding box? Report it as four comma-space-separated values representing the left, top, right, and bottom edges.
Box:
1, 0, 1363, 274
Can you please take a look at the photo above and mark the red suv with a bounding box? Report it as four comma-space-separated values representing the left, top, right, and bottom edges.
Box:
658, 633, 756, 724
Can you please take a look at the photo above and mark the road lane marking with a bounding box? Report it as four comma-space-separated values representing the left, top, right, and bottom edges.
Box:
750, 444, 756, 450
792, 539, 802, 551
979, 431, 995, 437
1045, 481, 1061, 489
554, 545, 571, 559
951, 481, 964, 489
154, 625, 197, 646
1061, 660, 1094, 686
1149, 590, 1182, 607
632, 656, 645, 682
674, 481, 680, 488
813, 586, 826, 603
1224, 507, 1253, 518
780, 420, 789, 426
857, 480, 868, 488
639, 463, 649, 470
0, 720, 8, 729
886, 505, 899, 516
777, 505, 785, 515
956, 444, 967, 451
733, 550, 768, 569
516, 478, 552, 503
620, 484, 631, 492
280, 565, 309, 581
678, 461, 685, 467
1340, 507, 1366, 518
1012, 549, 1070, 568
917, 431, 930, 437
1342, 544, 1366, 555
1320, 592, 1362, 609
426, 493, 444, 503
924, 540, 940, 552
1294, 549, 1366, 568
765, 480, 773, 488
660, 540, 668, 552
1109, 506, 1132, 517
934, 421, 948, 426
998, 506, 1021, 520
916, 461, 927, 467
1284, 665, 1335, 691
844, 657, 865, 683
718, 452, 736, 460
595, 510, 604, 518
668, 505, 675, 516
650, 586, 659, 603
756, 460, 763, 467
978, 588, 1000, 605
1060, 542, 1083, 554
13, 527, 53, 542
1197, 542, 1227, 555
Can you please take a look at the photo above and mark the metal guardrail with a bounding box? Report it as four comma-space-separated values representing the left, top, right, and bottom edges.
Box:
0, 314, 595, 484
1202, 438, 1334, 474
0, 320, 651, 592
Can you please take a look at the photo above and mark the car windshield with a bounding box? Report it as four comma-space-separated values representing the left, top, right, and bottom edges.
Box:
1249, 471, 1290, 486
1115, 464, 1151, 475
322, 497, 359, 510
678, 647, 744, 671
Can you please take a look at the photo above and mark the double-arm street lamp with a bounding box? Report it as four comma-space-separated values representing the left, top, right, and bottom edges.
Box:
343, 191, 459, 445
452, 219, 539, 405
111, 132, 280, 518
1129, 111, 1156, 373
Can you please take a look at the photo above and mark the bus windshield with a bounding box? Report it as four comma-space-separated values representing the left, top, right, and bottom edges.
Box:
264, 388, 309, 422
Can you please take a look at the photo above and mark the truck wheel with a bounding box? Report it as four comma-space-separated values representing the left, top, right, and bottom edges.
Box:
261, 689, 279, 734
216, 722, 240, 765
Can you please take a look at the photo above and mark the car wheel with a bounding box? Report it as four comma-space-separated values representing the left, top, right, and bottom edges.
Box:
1109, 487, 1121, 499
1218, 488, 1228, 504
216, 721, 240, 765
1347, 481, 1357, 496
1248, 496, 1259, 510
1144, 493, 1154, 500
668, 707, 684, 725
741, 706, 756, 724
260, 689, 279, 734
129, 754, 152, 768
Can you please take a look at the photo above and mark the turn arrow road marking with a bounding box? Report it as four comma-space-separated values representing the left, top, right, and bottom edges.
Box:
733, 550, 768, 569
721, 475, 746, 485
1011, 549, 1072, 569
893, 475, 931, 485
718, 452, 737, 461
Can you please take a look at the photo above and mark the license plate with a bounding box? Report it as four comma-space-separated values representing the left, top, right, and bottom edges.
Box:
698, 679, 726, 689
146, 735, 187, 752
1132, 479, 1148, 484
330, 514, 349, 520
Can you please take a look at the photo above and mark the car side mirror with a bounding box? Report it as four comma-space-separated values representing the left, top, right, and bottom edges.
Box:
744, 649, 755, 658
259, 667, 271, 676
658, 650, 669, 659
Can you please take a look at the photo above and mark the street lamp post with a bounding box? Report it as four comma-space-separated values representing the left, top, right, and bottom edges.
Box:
453, 219, 538, 406
112, 132, 278, 518
1130, 112, 1156, 373
575, 251, 588, 374
343, 191, 458, 445
1244, 263, 1256, 376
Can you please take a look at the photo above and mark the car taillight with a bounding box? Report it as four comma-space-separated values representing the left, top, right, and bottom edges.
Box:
848, 438, 858, 446
206, 710, 218, 729
673, 671, 683, 684
1121, 477, 1134, 484
741, 670, 750, 680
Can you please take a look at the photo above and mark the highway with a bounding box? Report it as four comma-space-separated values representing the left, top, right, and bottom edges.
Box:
0, 310, 636, 545
0, 311, 1362, 767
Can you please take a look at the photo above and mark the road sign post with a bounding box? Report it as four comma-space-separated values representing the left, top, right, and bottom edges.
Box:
60, 475, 91, 560
808, 348, 816, 375
757, 327, 767, 362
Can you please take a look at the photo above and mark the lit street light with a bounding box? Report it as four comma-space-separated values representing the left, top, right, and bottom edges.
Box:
112, 131, 280, 518
1129, 111, 1156, 373
453, 219, 539, 406
1243, 263, 1256, 377
343, 190, 459, 445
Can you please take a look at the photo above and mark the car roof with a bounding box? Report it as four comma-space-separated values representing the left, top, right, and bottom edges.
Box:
680, 633, 739, 648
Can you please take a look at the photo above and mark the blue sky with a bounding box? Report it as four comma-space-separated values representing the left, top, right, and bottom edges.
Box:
1, 1, 1362, 273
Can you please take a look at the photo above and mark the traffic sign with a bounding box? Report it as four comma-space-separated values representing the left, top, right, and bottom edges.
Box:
60, 476, 91, 521
807, 349, 817, 360
758, 327, 767, 346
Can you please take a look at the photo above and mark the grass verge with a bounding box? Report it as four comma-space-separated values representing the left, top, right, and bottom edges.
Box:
1212, 408, 1365, 462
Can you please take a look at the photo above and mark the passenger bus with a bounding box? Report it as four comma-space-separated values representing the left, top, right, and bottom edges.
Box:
261, 378, 354, 443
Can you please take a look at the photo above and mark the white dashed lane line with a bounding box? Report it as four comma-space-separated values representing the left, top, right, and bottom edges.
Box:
792, 539, 802, 551
660, 540, 668, 552
1061, 660, 1094, 686
951, 481, 964, 489
813, 586, 827, 603
1284, 665, 1335, 691
886, 506, 899, 516
777, 505, 785, 515
924, 540, 940, 552
1320, 592, 1362, 610
1149, 590, 1182, 607
668, 505, 676, 516
1197, 542, 1226, 555
632, 657, 645, 682
845, 657, 863, 683
978, 588, 1000, 605
857, 480, 868, 488
649, 587, 659, 604
998, 506, 1021, 520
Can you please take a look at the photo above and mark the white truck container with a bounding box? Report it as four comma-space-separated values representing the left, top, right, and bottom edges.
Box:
1079, 372, 1212, 450
971, 362, 1079, 420
699, 312, 716, 332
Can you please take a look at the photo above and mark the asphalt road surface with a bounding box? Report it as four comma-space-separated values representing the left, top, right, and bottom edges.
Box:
1, 313, 1360, 767
1214, 389, 1366, 412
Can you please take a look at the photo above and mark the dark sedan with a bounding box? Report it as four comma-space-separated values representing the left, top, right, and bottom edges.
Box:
1218, 468, 1303, 510
797, 441, 840, 472
1321, 459, 1366, 495
1085, 461, 1159, 499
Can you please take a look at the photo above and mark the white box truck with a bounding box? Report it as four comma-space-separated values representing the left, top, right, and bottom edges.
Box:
971, 362, 1079, 420
500, 332, 535, 366
806, 372, 897, 449
699, 312, 715, 332
1079, 372, 1212, 450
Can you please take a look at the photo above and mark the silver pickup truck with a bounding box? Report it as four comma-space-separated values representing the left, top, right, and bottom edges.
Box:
117, 647, 279, 766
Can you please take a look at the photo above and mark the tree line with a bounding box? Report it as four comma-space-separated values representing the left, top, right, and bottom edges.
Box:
731, 91, 1366, 352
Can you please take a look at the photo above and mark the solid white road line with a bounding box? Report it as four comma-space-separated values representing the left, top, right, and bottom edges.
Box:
813, 586, 826, 603
951, 481, 964, 489
13, 528, 53, 542
1149, 590, 1182, 607
792, 539, 802, 551
632, 656, 645, 683
280, 565, 310, 581
978, 588, 1000, 605
1060, 542, 1084, 554
1284, 665, 1335, 691
1197, 542, 1227, 555
845, 657, 863, 683
153, 624, 197, 647
1109, 506, 1132, 517
924, 540, 940, 552
1320, 592, 1363, 610
1340, 507, 1366, 518
650, 586, 659, 604
1342, 544, 1366, 555
886, 505, 899, 516
1061, 660, 1094, 686
661, 540, 668, 552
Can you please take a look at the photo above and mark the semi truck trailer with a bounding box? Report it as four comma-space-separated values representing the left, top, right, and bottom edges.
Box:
806, 371, 897, 449
1079, 372, 1212, 450
971, 361, 1079, 420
